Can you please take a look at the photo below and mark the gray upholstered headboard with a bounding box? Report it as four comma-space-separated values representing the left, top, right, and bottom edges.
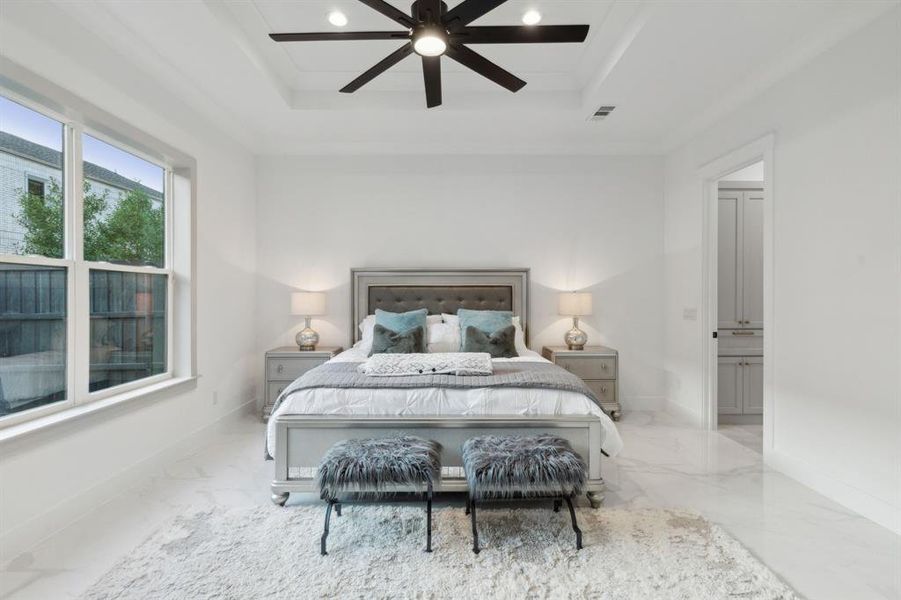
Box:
351, 268, 530, 345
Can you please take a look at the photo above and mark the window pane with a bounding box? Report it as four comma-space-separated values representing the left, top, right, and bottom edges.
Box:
0, 263, 67, 417
82, 135, 164, 268
89, 270, 166, 392
0, 97, 65, 258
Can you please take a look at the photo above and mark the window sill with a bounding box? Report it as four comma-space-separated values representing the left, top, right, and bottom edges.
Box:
0, 376, 198, 448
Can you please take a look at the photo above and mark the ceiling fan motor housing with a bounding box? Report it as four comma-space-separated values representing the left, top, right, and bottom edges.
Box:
411, 1, 448, 25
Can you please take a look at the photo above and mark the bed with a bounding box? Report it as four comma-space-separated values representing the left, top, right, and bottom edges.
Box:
268, 268, 621, 508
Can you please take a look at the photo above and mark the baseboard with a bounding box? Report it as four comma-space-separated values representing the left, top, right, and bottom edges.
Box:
718, 414, 763, 425
765, 449, 900, 536
0, 399, 256, 562
622, 395, 666, 411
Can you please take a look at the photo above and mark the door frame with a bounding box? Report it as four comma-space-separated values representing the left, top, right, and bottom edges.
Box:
697, 133, 775, 455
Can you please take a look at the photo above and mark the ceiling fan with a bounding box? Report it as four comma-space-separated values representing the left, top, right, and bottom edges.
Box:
269, 0, 589, 108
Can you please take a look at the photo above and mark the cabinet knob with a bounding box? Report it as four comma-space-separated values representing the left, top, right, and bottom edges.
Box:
601, 386, 608, 393
601, 363, 608, 369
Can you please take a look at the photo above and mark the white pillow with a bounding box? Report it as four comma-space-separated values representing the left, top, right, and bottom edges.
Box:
442, 313, 529, 355
358, 314, 441, 354
427, 322, 461, 353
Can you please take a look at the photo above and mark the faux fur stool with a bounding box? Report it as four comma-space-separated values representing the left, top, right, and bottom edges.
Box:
316, 436, 441, 555
461, 434, 587, 554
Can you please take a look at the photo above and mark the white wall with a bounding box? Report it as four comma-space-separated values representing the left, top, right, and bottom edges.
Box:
255, 154, 666, 408
663, 10, 901, 532
0, 5, 257, 556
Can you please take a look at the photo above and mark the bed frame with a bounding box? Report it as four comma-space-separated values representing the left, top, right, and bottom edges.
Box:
271, 268, 606, 508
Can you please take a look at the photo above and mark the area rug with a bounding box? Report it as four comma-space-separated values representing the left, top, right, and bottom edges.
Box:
82, 504, 798, 599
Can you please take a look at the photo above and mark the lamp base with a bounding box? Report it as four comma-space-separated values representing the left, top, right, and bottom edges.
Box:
564, 317, 588, 351
296, 320, 319, 351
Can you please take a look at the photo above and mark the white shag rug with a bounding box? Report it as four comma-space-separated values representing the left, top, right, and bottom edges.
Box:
82, 504, 798, 599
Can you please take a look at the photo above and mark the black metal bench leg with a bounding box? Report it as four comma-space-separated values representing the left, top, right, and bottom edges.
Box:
469, 498, 480, 554
425, 482, 433, 553
564, 495, 583, 550
553, 499, 562, 512
321, 500, 335, 556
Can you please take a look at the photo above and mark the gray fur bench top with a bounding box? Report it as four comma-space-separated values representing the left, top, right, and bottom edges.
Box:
462, 435, 586, 499
317, 436, 441, 499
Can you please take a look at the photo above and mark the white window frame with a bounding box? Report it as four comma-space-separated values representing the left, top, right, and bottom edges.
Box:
0, 91, 178, 428
24, 173, 48, 197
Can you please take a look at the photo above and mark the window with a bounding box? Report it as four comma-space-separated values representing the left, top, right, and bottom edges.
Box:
0, 96, 64, 258
27, 176, 46, 198
0, 92, 177, 425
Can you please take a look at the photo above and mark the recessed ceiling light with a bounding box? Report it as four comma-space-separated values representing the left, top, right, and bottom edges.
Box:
328, 11, 348, 27
522, 10, 542, 25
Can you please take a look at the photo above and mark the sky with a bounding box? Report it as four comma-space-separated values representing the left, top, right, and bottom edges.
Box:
0, 96, 164, 192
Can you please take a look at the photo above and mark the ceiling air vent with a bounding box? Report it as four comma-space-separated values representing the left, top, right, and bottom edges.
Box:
590, 105, 616, 121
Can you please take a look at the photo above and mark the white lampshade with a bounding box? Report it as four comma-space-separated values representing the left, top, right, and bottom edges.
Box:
558, 292, 593, 317
291, 292, 326, 316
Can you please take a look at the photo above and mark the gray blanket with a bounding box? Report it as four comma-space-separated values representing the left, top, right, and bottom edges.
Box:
271, 361, 605, 417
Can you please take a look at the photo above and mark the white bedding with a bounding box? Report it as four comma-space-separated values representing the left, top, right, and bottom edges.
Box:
267, 346, 623, 458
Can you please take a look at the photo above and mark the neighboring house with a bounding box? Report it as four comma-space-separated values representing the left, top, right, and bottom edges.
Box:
0, 131, 163, 254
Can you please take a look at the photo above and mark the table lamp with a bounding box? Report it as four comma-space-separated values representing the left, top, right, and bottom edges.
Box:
558, 292, 592, 350
291, 292, 326, 350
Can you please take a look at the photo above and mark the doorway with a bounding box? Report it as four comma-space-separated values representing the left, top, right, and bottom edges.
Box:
715, 162, 764, 452
698, 134, 774, 456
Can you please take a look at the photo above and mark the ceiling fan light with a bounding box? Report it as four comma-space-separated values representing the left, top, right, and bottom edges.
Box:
413, 34, 447, 57
327, 11, 348, 27
522, 10, 542, 25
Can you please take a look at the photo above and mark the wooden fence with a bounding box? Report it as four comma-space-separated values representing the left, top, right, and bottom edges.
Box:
0, 264, 166, 414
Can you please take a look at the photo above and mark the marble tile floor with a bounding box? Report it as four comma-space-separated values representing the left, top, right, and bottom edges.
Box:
718, 423, 764, 453
1, 410, 899, 600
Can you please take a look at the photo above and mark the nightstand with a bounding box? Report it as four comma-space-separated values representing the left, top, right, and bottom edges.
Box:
542, 345, 621, 420
262, 346, 342, 421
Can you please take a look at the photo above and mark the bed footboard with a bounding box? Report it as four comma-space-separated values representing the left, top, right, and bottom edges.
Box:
271, 415, 606, 507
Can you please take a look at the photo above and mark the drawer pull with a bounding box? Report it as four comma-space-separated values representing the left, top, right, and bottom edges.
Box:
601, 386, 608, 393
277, 364, 284, 373
601, 363, 608, 370
731, 331, 755, 336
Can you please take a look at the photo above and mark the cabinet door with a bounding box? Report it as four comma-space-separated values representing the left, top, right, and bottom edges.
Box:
741, 192, 764, 328
718, 193, 742, 328
717, 357, 742, 414
742, 356, 763, 414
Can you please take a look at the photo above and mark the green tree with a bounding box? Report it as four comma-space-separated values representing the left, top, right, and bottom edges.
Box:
16, 178, 164, 267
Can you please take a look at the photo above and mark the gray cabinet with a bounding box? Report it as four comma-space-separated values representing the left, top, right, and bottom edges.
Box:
542, 345, 620, 420
262, 346, 342, 420
718, 189, 763, 329
717, 356, 762, 415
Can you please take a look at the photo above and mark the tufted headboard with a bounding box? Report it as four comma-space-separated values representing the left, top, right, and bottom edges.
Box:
351, 268, 530, 345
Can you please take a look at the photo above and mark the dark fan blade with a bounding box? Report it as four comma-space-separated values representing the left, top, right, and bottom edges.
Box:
270, 31, 410, 42
443, 0, 508, 30
357, 0, 414, 28
451, 25, 590, 44
445, 44, 525, 92
422, 56, 442, 108
340, 43, 414, 93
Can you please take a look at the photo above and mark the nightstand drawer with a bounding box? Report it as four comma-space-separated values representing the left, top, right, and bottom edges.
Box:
267, 382, 289, 406
585, 380, 616, 404
267, 356, 326, 380
557, 356, 616, 380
